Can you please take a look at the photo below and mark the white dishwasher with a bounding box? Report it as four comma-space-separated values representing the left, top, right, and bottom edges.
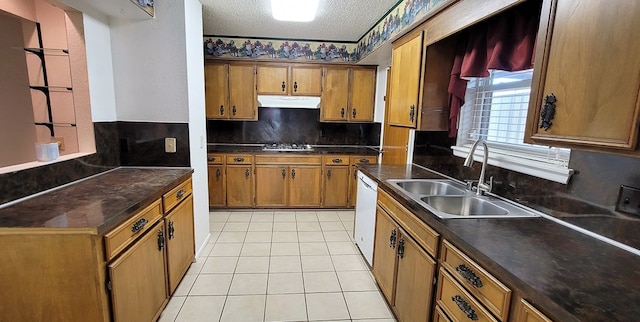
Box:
354, 171, 378, 266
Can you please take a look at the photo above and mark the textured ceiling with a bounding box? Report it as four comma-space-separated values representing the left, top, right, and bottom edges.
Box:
201, 0, 399, 42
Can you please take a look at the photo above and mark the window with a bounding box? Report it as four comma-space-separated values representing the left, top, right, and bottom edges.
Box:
452, 69, 574, 184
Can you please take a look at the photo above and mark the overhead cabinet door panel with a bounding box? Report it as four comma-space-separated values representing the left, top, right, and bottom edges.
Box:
205, 64, 228, 119
228, 65, 257, 120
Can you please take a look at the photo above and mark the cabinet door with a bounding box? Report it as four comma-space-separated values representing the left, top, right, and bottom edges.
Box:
322, 166, 349, 207
204, 63, 228, 119
255, 165, 288, 207
526, 0, 640, 150
291, 66, 322, 96
288, 166, 321, 206
388, 31, 423, 127
166, 195, 195, 295
321, 68, 350, 121
372, 206, 398, 304
226, 166, 254, 207
394, 230, 437, 322
257, 65, 289, 94
228, 64, 257, 120
207, 165, 226, 207
349, 68, 376, 122
108, 221, 167, 322
515, 298, 553, 322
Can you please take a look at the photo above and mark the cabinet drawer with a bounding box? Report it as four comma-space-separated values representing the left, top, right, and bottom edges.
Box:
255, 155, 321, 165
434, 305, 453, 322
377, 189, 439, 258
437, 269, 498, 322
515, 299, 553, 322
207, 154, 224, 165
163, 178, 193, 213
104, 199, 162, 261
350, 155, 377, 165
226, 154, 254, 164
323, 155, 349, 165
440, 240, 511, 321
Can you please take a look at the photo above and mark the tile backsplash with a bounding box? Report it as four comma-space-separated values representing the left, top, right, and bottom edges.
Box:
207, 107, 381, 146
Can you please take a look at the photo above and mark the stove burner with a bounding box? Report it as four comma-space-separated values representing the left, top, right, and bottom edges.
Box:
262, 143, 313, 151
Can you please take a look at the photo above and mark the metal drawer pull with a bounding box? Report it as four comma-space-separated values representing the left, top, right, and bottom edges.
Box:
157, 230, 165, 251
389, 229, 396, 248
281, 81, 286, 92
168, 221, 175, 240
452, 295, 478, 321
176, 189, 185, 199
352, 108, 356, 118
359, 158, 369, 163
131, 218, 149, 233
293, 81, 298, 92
245, 168, 250, 179
409, 105, 415, 122
340, 107, 345, 118
281, 168, 286, 179
234, 157, 245, 162
232, 105, 237, 116
332, 158, 342, 163
327, 169, 332, 179
216, 168, 221, 179
207, 156, 215, 162
540, 93, 557, 130
219, 105, 224, 115
456, 264, 484, 288
291, 169, 296, 179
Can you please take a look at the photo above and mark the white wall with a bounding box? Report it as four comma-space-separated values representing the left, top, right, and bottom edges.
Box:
83, 13, 116, 122
183, 0, 210, 257
109, 1, 189, 123
373, 65, 389, 125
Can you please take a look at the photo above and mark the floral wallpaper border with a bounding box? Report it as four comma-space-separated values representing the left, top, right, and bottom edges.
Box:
202, 0, 457, 63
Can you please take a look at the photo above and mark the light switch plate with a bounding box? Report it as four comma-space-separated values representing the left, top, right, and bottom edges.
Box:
165, 137, 176, 153
615, 185, 640, 216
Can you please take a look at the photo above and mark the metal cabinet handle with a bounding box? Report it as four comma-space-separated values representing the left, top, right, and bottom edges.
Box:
456, 264, 484, 288
208, 156, 215, 162
353, 169, 357, 179
540, 93, 557, 131
234, 157, 245, 162
216, 168, 221, 180
332, 158, 342, 163
232, 105, 237, 116
409, 105, 415, 122
157, 229, 165, 251
291, 168, 296, 179
293, 81, 298, 92
327, 169, 332, 179
452, 295, 478, 321
281, 81, 286, 92
245, 168, 250, 179
389, 229, 396, 248
131, 218, 149, 233
397, 236, 405, 258
359, 158, 369, 163
220, 105, 224, 115
281, 168, 286, 179
340, 107, 345, 118
176, 189, 186, 199
352, 108, 356, 118
168, 221, 175, 240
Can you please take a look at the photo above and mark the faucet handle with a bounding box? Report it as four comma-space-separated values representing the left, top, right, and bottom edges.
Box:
487, 176, 494, 193
464, 179, 478, 190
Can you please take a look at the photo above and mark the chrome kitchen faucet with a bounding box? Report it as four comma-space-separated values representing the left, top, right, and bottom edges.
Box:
464, 139, 493, 195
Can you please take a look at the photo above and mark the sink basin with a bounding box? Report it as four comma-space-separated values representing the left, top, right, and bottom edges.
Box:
387, 179, 467, 196
420, 196, 508, 216
417, 196, 540, 219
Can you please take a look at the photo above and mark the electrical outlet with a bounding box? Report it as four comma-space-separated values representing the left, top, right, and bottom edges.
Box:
165, 137, 176, 153
52, 137, 65, 151
615, 185, 640, 216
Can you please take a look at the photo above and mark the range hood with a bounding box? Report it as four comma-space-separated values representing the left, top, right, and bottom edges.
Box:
257, 95, 321, 109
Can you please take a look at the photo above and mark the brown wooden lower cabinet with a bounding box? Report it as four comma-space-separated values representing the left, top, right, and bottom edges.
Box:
226, 165, 254, 207
435, 305, 453, 322
207, 164, 226, 207
289, 166, 322, 206
254, 155, 322, 207
436, 269, 499, 322
515, 299, 553, 322
108, 221, 168, 322
255, 165, 289, 206
323, 165, 350, 207
165, 194, 195, 294
372, 205, 437, 322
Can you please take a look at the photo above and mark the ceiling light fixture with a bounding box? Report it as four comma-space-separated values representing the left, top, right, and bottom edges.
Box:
271, 0, 319, 22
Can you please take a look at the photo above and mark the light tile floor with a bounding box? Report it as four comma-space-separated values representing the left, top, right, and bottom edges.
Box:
158, 210, 397, 322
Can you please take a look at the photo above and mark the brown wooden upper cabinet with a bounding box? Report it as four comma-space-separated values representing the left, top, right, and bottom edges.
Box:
205, 63, 257, 120
525, 0, 640, 152
388, 31, 423, 128
256, 64, 322, 96
321, 66, 376, 122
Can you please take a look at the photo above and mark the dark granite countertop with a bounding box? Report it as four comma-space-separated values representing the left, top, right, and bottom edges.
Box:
0, 167, 193, 235
358, 164, 640, 322
207, 144, 379, 155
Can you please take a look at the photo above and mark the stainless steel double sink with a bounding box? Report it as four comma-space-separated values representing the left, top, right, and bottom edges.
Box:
387, 179, 539, 219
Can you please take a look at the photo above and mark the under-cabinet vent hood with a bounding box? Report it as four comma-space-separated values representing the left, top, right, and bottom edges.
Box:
257, 95, 321, 109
